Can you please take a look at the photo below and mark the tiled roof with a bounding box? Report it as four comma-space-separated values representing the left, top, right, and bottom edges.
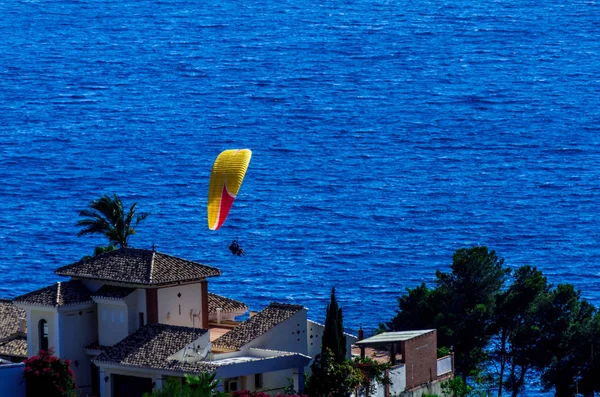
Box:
93, 324, 217, 373
208, 293, 247, 314
55, 248, 221, 286
0, 336, 27, 359
213, 302, 304, 351
84, 341, 110, 354
0, 299, 25, 340
91, 285, 135, 300
14, 280, 92, 307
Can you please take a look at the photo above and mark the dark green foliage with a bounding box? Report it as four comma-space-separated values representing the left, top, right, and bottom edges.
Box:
384, 283, 440, 332
441, 377, 472, 397
536, 284, 597, 397
490, 265, 549, 397
305, 349, 362, 397
322, 287, 347, 363
384, 246, 600, 397
142, 373, 219, 397
438, 346, 451, 358
352, 356, 391, 396
306, 349, 390, 397
386, 246, 509, 380
77, 194, 149, 251
435, 247, 509, 379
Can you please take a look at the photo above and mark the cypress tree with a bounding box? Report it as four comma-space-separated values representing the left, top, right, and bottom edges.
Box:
322, 287, 347, 363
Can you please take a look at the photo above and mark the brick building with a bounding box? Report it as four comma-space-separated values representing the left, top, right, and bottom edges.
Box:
355, 330, 453, 396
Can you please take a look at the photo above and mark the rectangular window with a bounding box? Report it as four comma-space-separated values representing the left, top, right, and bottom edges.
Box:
39, 320, 49, 351
255, 373, 263, 388
139, 312, 144, 328
119, 312, 125, 323
225, 379, 239, 392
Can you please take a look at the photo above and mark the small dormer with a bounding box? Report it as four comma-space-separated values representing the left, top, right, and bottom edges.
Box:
91, 285, 142, 346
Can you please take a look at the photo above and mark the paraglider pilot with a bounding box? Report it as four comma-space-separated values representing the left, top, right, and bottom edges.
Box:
229, 240, 245, 256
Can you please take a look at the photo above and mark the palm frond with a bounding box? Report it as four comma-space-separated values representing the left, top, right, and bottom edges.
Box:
77, 194, 149, 248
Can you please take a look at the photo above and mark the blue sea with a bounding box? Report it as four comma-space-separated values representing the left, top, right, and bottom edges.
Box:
1, 0, 599, 348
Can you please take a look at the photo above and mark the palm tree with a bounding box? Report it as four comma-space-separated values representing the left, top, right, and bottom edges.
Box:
76, 194, 149, 250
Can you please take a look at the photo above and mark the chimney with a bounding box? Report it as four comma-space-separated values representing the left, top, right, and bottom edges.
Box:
358, 324, 364, 341
216, 307, 223, 324
19, 317, 26, 334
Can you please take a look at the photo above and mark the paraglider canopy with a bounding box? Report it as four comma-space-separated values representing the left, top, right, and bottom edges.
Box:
207, 149, 252, 231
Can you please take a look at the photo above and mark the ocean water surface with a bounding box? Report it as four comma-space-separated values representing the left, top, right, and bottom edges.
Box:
0, 0, 599, 350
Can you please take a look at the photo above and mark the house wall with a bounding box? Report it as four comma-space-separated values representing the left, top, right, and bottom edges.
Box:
397, 379, 445, 397
306, 321, 356, 361
136, 289, 147, 327
157, 283, 204, 327
27, 308, 57, 356
247, 310, 308, 355
389, 364, 407, 394
306, 321, 324, 363
97, 302, 129, 346
241, 310, 307, 391
60, 307, 98, 396
437, 355, 452, 376
402, 330, 437, 390
0, 363, 25, 397
261, 368, 293, 393
124, 289, 146, 334
208, 311, 242, 323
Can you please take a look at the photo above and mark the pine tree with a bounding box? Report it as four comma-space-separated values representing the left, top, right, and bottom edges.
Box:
322, 287, 347, 363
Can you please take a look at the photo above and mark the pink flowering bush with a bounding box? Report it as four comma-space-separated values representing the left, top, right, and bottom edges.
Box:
232, 392, 270, 397
232, 391, 309, 397
23, 348, 77, 397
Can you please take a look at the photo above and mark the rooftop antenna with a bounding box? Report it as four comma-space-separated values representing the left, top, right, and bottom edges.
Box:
152, 242, 156, 251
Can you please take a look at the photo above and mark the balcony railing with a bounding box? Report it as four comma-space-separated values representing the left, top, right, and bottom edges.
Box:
437, 355, 453, 376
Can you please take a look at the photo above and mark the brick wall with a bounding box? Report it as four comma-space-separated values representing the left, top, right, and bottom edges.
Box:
401, 330, 437, 390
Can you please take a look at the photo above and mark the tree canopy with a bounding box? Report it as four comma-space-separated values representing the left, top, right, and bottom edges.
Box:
322, 287, 347, 363
383, 246, 600, 397
77, 194, 148, 253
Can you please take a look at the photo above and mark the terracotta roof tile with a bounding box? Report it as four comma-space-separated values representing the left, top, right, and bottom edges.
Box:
91, 285, 135, 300
14, 280, 92, 307
55, 248, 221, 286
213, 302, 304, 351
0, 300, 25, 340
208, 293, 247, 314
93, 324, 217, 373
0, 336, 27, 359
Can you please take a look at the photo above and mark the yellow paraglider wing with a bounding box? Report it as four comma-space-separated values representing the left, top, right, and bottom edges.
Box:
207, 149, 252, 230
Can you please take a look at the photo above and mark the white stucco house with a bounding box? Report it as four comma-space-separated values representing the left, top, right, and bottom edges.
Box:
8, 248, 356, 397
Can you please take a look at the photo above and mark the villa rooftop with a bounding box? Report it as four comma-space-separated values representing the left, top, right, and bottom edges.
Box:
55, 248, 222, 286
91, 285, 136, 301
355, 330, 436, 345
14, 280, 93, 308
92, 323, 218, 373
0, 299, 25, 340
0, 336, 27, 359
213, 302, 304, 351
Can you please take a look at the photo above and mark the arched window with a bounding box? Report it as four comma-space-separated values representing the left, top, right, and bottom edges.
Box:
38, 319, 49, 351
